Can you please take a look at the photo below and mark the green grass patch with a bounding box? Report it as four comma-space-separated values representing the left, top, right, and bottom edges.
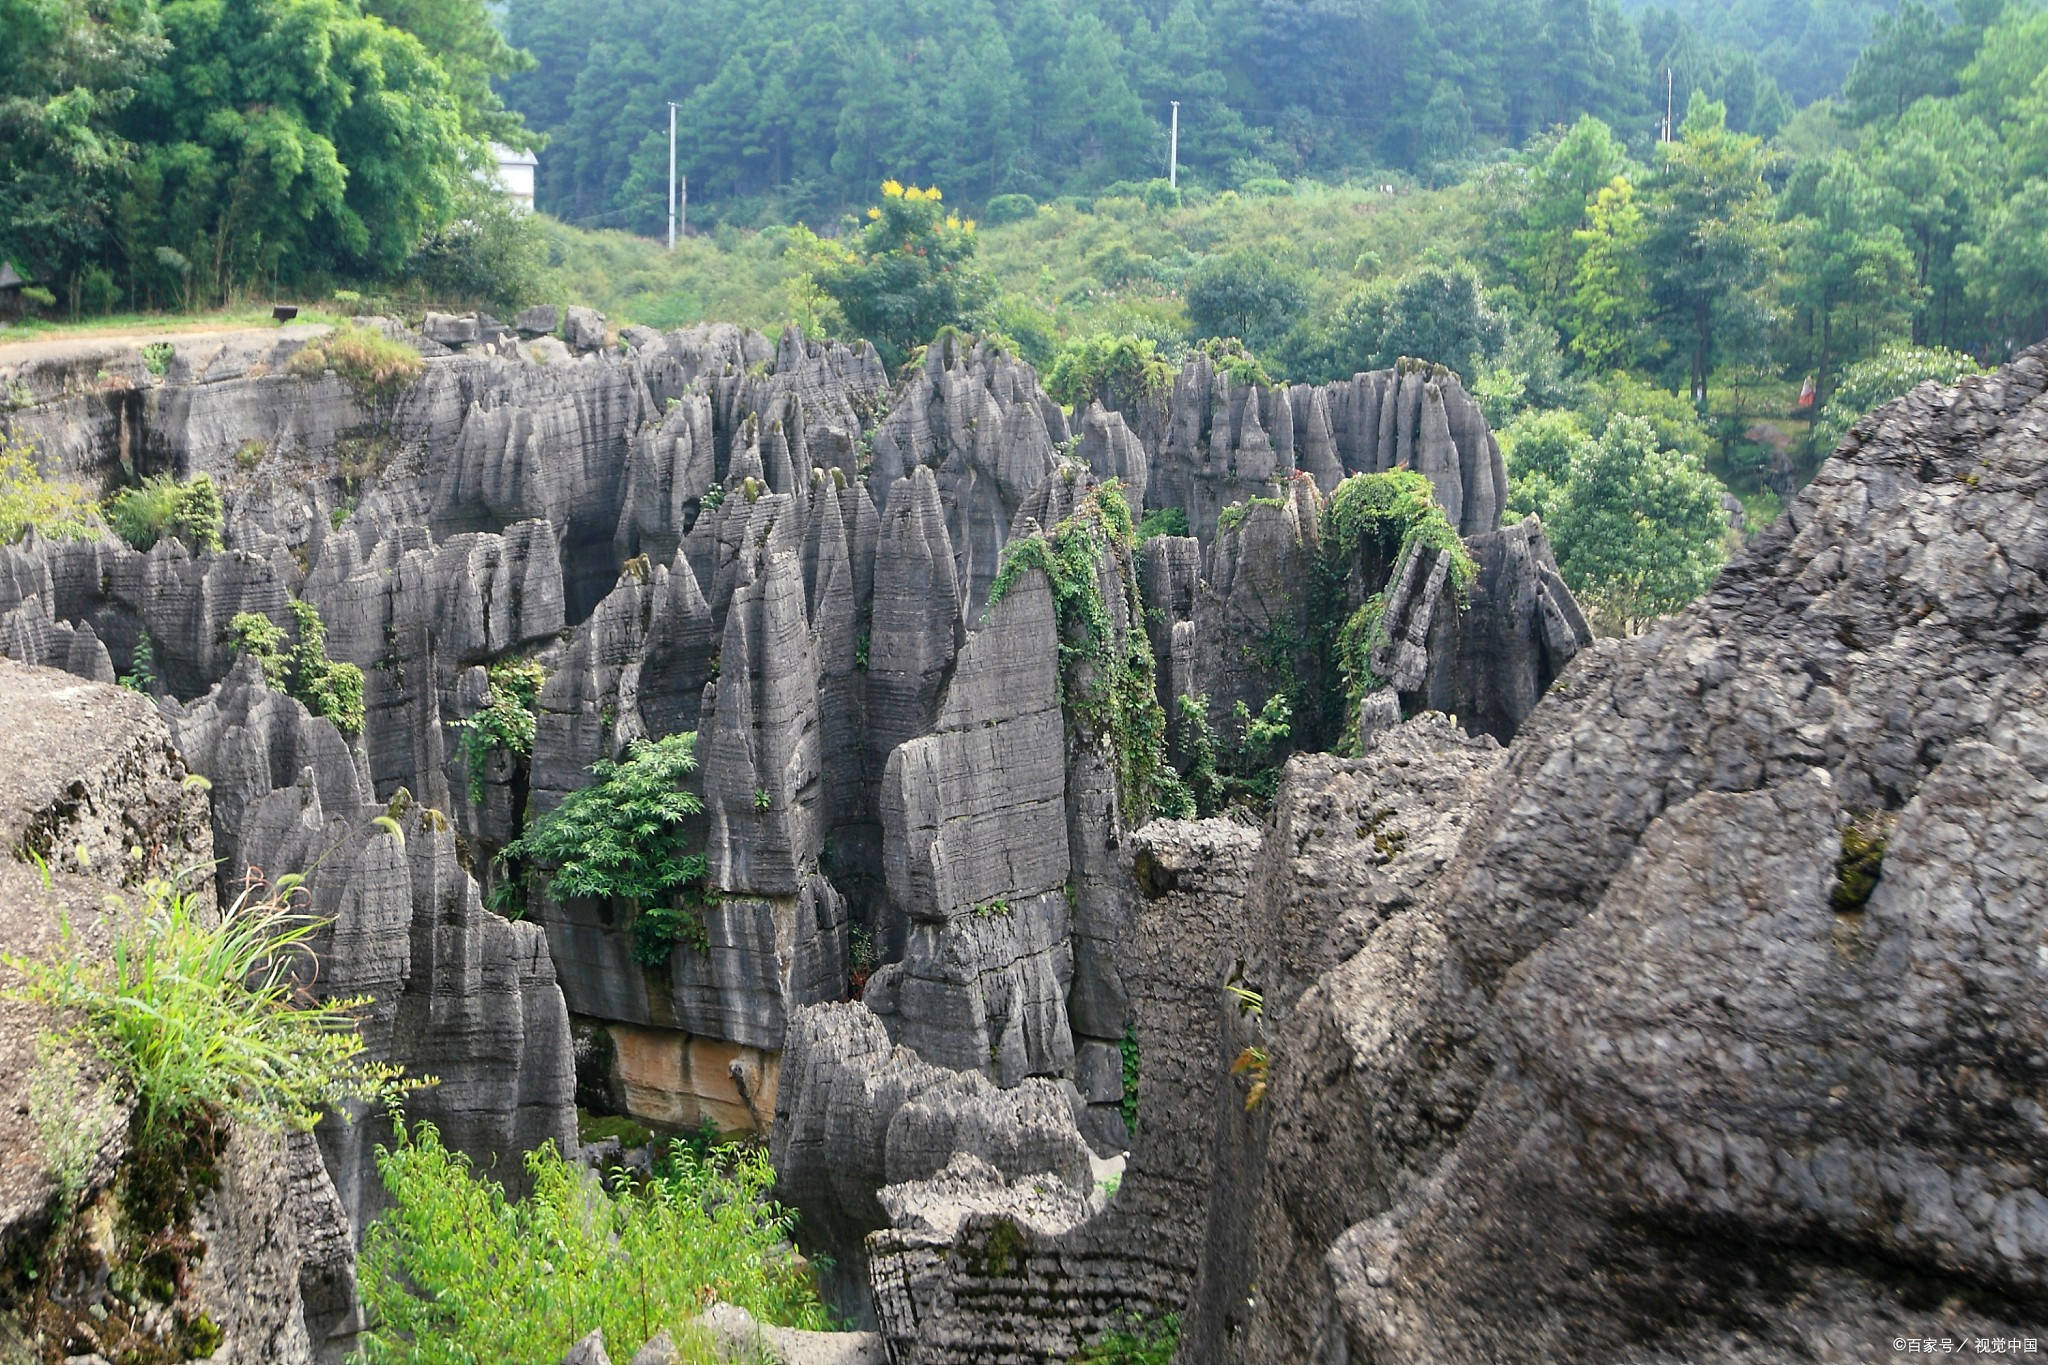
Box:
357, 1119, 826, 1364
4, 872, 405, 1163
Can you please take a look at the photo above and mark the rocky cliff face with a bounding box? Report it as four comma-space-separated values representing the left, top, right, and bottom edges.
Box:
0, 659, 353, 1363
1178, 343, 2048, 1361
3, 313, 1607, 1355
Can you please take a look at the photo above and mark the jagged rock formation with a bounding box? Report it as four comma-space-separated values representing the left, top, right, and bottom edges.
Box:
0, 659, 352, 1363
162, 659, 579, 1246
1113, 354, 1506, 548
2, 316, 1607, 1355
1175, 345, 2048, 1361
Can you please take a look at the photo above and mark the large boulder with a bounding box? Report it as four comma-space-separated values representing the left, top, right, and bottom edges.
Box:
1188, 343, 2048, 1362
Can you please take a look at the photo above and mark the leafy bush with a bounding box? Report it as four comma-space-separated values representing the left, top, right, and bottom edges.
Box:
4, 872, 403, 1160
982, 193, 1039, 226
1810, 344, 1985, 458
225, 601, 366, 734
286, 324, 423, 408
1073, 1315, 1180, 1365
0, 438, 101, 544
1137, 506, 1189, 540
1139, 179, 1181, 212
225, 612, 291, 689
500, 733, 710, 966
1499, 408, 1591, 523
813, 181, 993, 368
106, 473, 224, 553
456, 659, 546, 803
1323, 470, 1476, 718
987, 482, 1181, 825
141, 343, 174, 377
1545, 415, 1729, 631
1577, 373, 1714, 466
1045, 333, 1175, 412
357, 1120, 827, 1365
1196, 336, 1270, 388
405, 190, 546, 313
289, 599, 366, 735
1185, 250, 1307, 352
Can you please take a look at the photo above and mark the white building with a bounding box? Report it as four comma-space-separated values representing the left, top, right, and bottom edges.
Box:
490, 143, 537, 212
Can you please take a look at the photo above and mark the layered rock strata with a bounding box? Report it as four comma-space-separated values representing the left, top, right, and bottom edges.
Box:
0, 318, 1607, 1358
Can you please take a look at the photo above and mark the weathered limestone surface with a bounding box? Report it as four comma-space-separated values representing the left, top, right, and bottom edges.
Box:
0, 660, 345, 1363
1, 319, 1610, 1361
164, 661, 578, 1231
871, 335, 1067, 617
1117, 356, 1505, 549
772, 1005, 1094, 1317
1182, 345, 2048, 1362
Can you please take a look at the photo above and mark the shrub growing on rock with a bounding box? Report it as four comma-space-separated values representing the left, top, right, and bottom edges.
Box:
107, 473, 224, 553
499, 732, 711, 965
0, 438, 100, 544
224, 600, 367, 734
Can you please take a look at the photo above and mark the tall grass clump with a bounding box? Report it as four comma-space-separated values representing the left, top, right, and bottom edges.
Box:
357, 1121, 828, 1364
5, 872, 404, 1158
286, 323, 423, 407
106, 473, 225, 552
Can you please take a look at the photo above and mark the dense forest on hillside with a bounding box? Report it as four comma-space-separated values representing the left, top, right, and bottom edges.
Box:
499, 0, 2033, 234
0, 0, 538, 314
5, 0, 2048, 627
505, 0, 1662, 231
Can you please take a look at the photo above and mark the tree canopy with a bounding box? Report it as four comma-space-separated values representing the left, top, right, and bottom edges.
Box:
0, 0, 534, 311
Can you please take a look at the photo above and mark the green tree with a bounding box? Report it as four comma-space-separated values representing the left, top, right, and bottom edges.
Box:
1640, 97, 1779, 403
1045, 14, 1153, 183
1954, 178, 2048, 361
1870, 99, 2002, 348
1776, 154, 1917, 405
1508, 116, 1631, 308
1185, 250, 1309, 354
500, 731, 709, 965
1499, 407, 1588, 523
0, 0, 164, 301
1547, 414, 1729, 629
114, 0, 507, 304
1841, 1, 1959, 124
815, 180, 992, 369
1370, 262, 1507, 385
1565, 175, 1651, 371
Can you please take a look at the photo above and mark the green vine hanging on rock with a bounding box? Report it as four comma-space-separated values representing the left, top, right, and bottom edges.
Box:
987, 479, 1189, 825
455, 659, 546, 804
1317, 470, 1475, 742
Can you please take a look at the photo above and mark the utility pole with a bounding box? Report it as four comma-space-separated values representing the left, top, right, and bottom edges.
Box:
1662, 68, 1673, 142
667, 102, 679, 250
1169, 101, 1180, 189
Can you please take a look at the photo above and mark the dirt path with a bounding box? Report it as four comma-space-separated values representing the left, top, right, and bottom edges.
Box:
0, 322, 331, 370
